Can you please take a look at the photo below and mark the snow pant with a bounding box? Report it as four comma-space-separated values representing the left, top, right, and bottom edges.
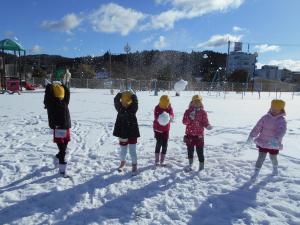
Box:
185, 135, 204, 163
188, 146, 204, 163
119, 138, 137, 164
154, 131, 169, 154
255, 146, 279, 169
56, 143, 68, 164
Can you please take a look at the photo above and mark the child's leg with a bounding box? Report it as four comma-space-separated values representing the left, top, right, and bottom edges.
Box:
129, 144, 137, 165
269, 154, 278, 167
155, 140, 162, 153
196, 146, 204, 171
269, 153, 278, 175
196, 146, 204, 163
128, 138, 138, 173
255, 151, 267, 169
185, 136, 194, 166
120, 145, 127, 160
160, 138, 168, 164
119, 140, 128, 169
187, 146, 195, 166
57, 143, 67, 164
155, 135, 163, 164
129, 144, 137, 173
57, 142, 68, 174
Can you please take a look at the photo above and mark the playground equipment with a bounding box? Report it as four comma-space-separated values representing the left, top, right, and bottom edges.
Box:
24, 81, 35, 90
7, 78, 20, 94
0, 39, 26, 93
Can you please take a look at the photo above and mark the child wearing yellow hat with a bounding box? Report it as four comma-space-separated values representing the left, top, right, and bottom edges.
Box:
182, 95, 212, 172
153, 95, 174, 166
44, 83, 71, 176
247, 99, 287, 178
113, 90, 140, 176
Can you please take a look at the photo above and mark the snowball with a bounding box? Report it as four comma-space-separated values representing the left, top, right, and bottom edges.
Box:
158, 112, 170, 126
174, 79, 188, 93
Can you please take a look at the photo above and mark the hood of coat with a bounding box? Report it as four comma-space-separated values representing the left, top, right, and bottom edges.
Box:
188, 102, 204, 111
267, 110, 286, 118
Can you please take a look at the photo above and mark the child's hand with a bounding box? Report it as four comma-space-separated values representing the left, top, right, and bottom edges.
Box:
206, 125, 213, 130
246, 136, 253, 145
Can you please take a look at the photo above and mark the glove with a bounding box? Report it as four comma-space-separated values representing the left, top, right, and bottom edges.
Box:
268, 138, 279, 148
206, 125, 213, 130
246, 136, 253, 145
189, 111, 196, 120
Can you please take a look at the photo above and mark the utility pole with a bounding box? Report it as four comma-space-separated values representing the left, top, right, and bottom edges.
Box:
124, 43, 131, 89
225, 41, 231, 80
109, 50, 112, 78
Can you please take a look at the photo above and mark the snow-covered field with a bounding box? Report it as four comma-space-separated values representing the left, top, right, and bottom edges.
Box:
0, 89, 300, 225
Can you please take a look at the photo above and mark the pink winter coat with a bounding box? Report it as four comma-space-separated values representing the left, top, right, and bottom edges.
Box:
182, 105, 210, 137
153, 105, 174, 133
249, 111, 287, 150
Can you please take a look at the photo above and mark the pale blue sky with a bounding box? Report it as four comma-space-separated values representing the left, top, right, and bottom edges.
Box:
1, 0, 300, 70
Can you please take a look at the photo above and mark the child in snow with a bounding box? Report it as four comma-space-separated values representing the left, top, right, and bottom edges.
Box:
113, 90, 140, 175
182, 95, 212, 172
247, 99, 287, 177
44, 82, 71, 175
153, 95, 174, 166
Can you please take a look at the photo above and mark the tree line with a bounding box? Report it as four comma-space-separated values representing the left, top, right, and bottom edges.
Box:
1, 50, 250, 83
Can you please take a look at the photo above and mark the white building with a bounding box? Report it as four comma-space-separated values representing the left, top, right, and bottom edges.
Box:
227, 51, 257, 77
255, 65, 282, 81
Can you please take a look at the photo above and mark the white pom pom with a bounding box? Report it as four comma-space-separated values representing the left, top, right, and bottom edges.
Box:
174, 79, 188, 93
158, 112, 170, 126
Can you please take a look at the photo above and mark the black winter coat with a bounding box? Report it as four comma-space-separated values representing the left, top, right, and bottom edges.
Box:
113, 93, 140, 139
44, 84, 71, 129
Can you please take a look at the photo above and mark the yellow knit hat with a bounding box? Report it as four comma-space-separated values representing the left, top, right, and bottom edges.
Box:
159, 95, 170, 109
271, 99, 285, 111
52, 84, 65, 100
121, 91, 132, 106
192, 95, 202, 103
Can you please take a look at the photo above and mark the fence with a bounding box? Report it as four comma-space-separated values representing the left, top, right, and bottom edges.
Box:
29, 77, 300, 93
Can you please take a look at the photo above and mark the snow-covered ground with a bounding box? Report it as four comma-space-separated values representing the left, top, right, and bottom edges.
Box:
0, 89, 299, 225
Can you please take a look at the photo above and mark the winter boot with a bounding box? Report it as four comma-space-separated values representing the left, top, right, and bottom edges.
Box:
198, 162, 204, 171
160, 154, 166, 166
53, 154, 60, 168
132, 164, 138, 176
272, 166, 278, 176
184, 159, 193, 172
118, 161, 126, 172
59, 163, 67, 175
155, 153, 160, 166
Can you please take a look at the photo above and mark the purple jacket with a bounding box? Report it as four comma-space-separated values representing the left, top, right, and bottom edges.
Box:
249, 111, 287, 150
